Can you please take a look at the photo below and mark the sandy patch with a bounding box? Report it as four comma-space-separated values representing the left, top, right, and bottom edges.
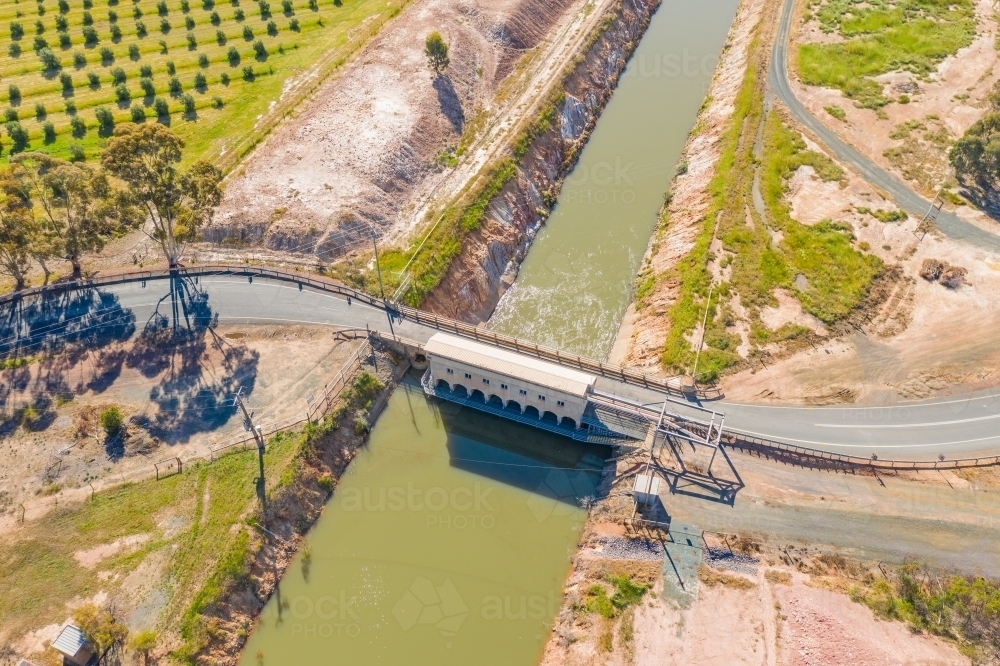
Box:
206, 0, 584, 259
74, 534, 151, 569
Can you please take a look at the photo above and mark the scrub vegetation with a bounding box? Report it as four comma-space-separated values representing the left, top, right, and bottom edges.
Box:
656, 32, 881, 381
798, 0, 976, 111
848, 563, 1000, 664
0, 0, 405, 167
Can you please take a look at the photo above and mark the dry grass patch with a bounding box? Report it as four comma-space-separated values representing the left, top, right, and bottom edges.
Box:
698, 564, 756, 590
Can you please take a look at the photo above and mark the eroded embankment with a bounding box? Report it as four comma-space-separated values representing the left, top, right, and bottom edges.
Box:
421, 0, 661, 321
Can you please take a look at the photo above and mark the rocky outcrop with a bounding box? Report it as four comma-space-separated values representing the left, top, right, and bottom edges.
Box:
422, 0, 660, 321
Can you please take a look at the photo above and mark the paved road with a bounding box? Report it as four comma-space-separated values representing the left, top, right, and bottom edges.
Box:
769, 0, 1000, 252
65, 276, 1000, 460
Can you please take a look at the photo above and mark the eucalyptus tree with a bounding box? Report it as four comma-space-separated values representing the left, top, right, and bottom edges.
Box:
100, 123, 222, 268
12, 152, 135, 278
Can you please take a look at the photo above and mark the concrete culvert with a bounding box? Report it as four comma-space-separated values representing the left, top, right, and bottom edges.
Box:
919, 258, 943, 281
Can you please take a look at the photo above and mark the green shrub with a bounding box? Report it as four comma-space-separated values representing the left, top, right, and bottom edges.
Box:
130, 105, 145, 122
153, 96, 169, 116
94, 105, 114, 133
42, 120, 56, 141
111, 66, 126, 84
69, 143, 86, 161
139, 63, 153, 77
34, 101, 46, 119
88, 72, 100, 87
114, 82, 131, 103
70, 115, 86, 136
100, 406, 124, 437
38, 47, 60, 70
181, 92, 195, 113
73, 52, 86, 67
6, 121, 29, 152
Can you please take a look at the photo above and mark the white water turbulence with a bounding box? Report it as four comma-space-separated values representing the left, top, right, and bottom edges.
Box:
489, 0, 741, 360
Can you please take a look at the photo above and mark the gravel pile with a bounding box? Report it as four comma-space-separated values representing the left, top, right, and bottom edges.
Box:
592, 536, 665, 561
704, 547, 759, 576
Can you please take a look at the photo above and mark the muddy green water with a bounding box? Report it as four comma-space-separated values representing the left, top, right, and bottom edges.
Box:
489, 0, 741, 359
242, 3, 741, 663
240, 378, 609, 666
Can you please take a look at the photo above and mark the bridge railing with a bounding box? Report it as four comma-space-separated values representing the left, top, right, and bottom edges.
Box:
0, 264, 722, 400
724, 428, 1000, 472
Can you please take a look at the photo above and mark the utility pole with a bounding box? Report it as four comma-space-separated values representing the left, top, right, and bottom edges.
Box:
366, 222, 396, 338
691, 285, 714, 386
234, 387, 268, 523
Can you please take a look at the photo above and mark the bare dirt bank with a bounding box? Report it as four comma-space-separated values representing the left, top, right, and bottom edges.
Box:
203, 0, 583, 258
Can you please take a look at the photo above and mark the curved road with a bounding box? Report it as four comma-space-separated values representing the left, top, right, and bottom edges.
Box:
769, 0, 1000, 252
35, 275, 999, 460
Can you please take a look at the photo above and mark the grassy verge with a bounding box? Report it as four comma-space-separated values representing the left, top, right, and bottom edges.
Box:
0, 0, 407, 168
655, 27, 881, 381
0, 438, 287, 643
798, 0, 976, 110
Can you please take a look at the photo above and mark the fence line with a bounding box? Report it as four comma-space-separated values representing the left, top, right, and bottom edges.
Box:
724, 430, 1000, 472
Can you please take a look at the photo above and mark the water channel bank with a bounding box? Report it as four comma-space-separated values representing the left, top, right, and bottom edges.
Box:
423, 0, 661, 324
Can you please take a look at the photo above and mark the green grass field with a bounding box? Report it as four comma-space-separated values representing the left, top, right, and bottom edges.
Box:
799, 0, 976, 109
0, 0, 406, 167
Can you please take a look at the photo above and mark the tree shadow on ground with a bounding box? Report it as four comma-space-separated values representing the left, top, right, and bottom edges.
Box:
125, 275, 259, 445
0, 288, 137, 438
433, 75, 464, 134
958, 183, 1000, 224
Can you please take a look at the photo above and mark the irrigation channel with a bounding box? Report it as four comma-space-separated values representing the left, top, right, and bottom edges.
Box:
241, 1, 740, 663
490, 0, 740, 359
